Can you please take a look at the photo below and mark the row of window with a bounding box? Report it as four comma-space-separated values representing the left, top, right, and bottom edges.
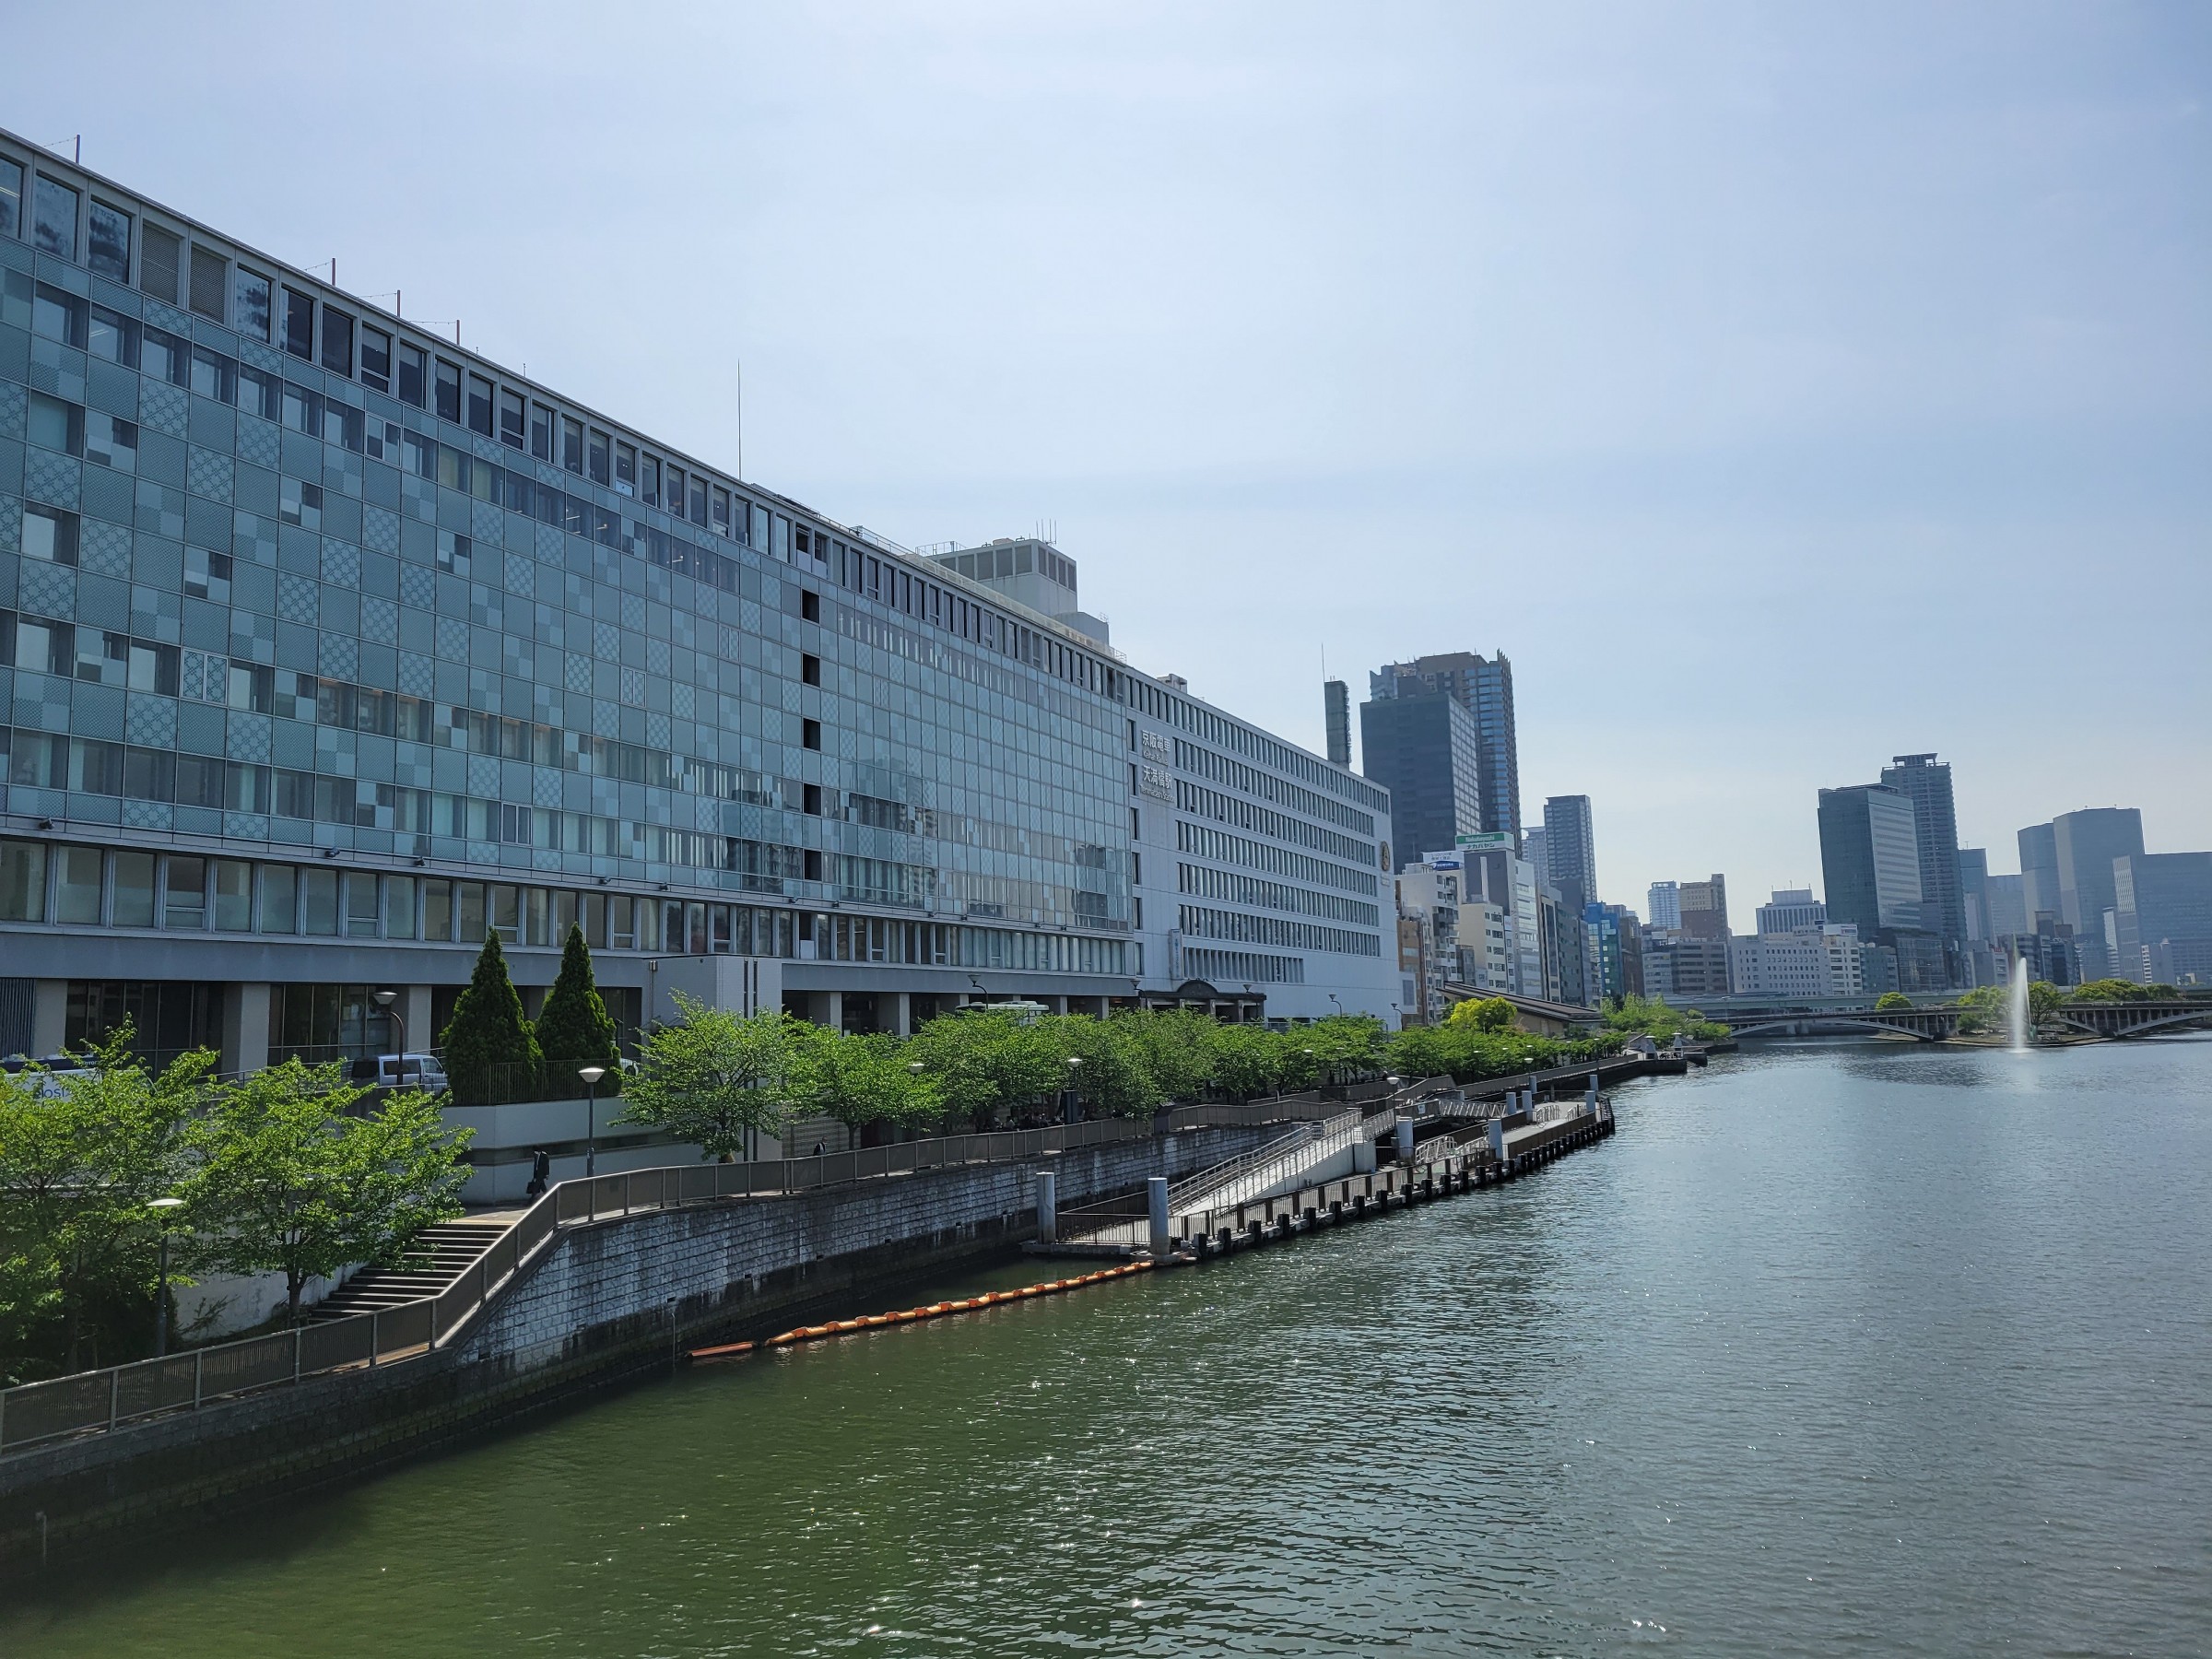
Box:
1176, 905, 1382, 959
1180, 947, 1307, 986
0, 839, 1134, 979
5, 151, 1127, 709
1176, 862, 1381, 928
1175, 780, 1380, 868
1173, 819, 1378, 896
1126, 676, 1388, 816
1172, 737, 1377, 838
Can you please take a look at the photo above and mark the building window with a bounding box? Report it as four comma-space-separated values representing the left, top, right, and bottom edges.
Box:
466, 372, 493, 436
31, 282, 87, 347
641, 455, 660, 507
688, 474, 707, 526
87, 200, 131, 280
560, 416, 583, 473
22, 505, 79, 566
163, 857, 207, 930
499, 388, 525, 449
0, 159, 21, 240
435, 529, 470, 574
107, 852, 155, 926
31, 176, 76, 260
85, 411, 138, 474
360, 324, 392, 391
233, 268, 271, 340
282, 288, 313, 358
587, 428, 610, 485
712, 487, 731, 535
322, 307, 355, 376
802, 718, 822, 751
259, 865, 296, 933
530, 402, 553, 461
140, 223, 182, 303
213, 861, 253, 932
398, 342, 427, 406
189, 245, 227, 321
614, 441, 636, 494
433, 359, 461, 422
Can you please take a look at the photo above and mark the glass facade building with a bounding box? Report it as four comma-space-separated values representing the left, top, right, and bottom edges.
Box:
0, 132, 1395, 1087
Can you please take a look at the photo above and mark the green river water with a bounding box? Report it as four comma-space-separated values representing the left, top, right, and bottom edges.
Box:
5, 1039, 2207, 1656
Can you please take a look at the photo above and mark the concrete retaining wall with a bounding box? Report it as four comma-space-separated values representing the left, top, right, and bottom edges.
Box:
0, 1124, 1274, 1575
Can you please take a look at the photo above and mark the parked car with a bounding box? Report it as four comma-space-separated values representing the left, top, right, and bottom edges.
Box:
345, 1053, 450, 1091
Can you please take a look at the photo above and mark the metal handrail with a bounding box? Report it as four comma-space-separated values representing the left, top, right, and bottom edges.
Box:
0, 1112, 1167, 1455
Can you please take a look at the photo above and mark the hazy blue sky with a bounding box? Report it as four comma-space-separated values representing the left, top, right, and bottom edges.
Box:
13, 3, 2206, 913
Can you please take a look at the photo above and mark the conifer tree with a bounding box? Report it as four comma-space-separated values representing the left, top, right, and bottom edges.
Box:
535, 924, 620, 1098
440, 931, 544, 1105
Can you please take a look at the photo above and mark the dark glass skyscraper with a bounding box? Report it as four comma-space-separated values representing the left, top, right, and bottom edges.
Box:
1879, 753, 1966, 980
1358, 686, 1481, 871
1542, 794, 1597, 918
1369, 652, 1519, 845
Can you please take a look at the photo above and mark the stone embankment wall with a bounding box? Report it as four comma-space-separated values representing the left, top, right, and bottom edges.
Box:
0, 1124, 1273, 1574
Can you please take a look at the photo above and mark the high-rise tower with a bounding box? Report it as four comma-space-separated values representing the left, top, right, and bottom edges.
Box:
1370, 653, 1519, 845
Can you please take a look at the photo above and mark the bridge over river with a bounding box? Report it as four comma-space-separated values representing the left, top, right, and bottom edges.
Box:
1716, 998, 2212, 1042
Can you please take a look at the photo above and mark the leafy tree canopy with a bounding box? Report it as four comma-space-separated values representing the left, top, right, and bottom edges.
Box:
184, 1060, 469, 1323
618, 994, 796, 1160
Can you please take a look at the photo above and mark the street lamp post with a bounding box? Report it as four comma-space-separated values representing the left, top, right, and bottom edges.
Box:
371, 989, 409, 1088
1064, 1054, 1083, 1124
148, 1196, 185, 1358
579, 1065, 606, 1178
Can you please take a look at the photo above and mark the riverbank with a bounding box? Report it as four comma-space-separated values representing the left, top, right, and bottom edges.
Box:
5, 1041, 2204, 1657
0, 1053, 1681, 1577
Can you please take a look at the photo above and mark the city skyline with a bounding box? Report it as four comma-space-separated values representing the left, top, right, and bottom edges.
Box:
2, 3, 2200, 921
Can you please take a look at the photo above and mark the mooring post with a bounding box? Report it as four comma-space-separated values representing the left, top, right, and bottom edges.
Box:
1036, 1170, 1059, 1244
1147, 1176, 1171, 1258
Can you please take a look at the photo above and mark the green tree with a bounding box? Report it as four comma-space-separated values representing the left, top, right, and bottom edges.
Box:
1210, 1022, 1287, 1100
1446, 996, 1516, 1032
2029, 980, 2065, 1027
535, 924, 620, 1099
618, 994, 797, 1160
906, 1007, 1063, 1129
185, 1060, 470, 1324
1598, 994, 1730, 1041
1109, 1008, 1219, 1104
2070, 978, 2148, 1004
1874, 991, 1914, 1011
790, 1026, 938, 1131
440, 931, 544, 1105
0, 1030, 206, 1377
1041, 1015, 1164, 1120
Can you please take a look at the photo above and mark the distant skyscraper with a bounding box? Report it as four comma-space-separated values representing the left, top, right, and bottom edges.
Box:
2051, 808, 2146, 978
1956, 848, 1992, 939
1679, 875, 1729, 941
1523, 826, 1550, 889
2112, 852, 2212, 982
1371, 652, 1520, 844
1757, 888, 1828, 935
1647, 880, 1682, 931
1818, 784, 1924, 937
1359, 685, 1482, 871
1543, 795, 1597, 917
1983, 874, 2029, 939
1879, 754, 1967, 978
1323, 678, 1351, 769
2018, 822, 2062, 924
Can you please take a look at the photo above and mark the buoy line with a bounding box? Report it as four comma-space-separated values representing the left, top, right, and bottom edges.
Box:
686, 1259, 1163, 1363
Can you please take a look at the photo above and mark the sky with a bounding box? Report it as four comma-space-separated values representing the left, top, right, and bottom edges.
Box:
11, 2, 2207, 914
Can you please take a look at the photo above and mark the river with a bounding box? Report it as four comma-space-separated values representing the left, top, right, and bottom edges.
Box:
6, 1039, 2208, 1655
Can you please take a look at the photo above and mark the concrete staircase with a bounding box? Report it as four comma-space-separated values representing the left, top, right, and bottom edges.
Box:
308, 1219, 512, 1323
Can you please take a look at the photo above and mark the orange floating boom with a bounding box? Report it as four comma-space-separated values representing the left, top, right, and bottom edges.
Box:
687, 1260, 1159, 1362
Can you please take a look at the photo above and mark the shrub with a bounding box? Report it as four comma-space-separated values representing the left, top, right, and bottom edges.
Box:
441, 931, 544, 1106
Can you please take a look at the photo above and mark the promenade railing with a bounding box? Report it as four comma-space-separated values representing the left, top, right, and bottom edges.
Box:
0, 1108, 1288, 1457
